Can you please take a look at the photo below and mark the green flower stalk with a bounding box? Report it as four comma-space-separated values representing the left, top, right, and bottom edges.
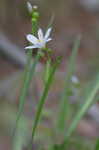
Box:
29, 57, 61, 149
13, 1, 40, 139
44, 58, 52, 84
13, 3, 54, 150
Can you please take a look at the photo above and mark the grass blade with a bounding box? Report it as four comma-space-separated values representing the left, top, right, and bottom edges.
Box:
30, 57, 61, 148
61, 73, 99, 149
14, 53, 40, 136
57, 36, 81, 133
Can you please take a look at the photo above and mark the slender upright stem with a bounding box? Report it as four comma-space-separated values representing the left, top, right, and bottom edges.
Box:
14, 53, 40, 135
14, 6, 40, 134
29, 57, 61, 149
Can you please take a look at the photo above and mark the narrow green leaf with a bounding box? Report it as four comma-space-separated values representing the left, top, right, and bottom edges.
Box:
62, 73, 99, 149
57, 36, 81, 133
29, 57, 61, 148
14, 53, 40, 134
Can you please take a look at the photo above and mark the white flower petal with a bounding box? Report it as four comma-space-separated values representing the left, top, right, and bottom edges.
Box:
25, 45, 38, 49
35, 42, 45, 48
46, 38, 52, 42
38, 28, 44, 41
26, 34, 38, 44
44, 28, 52, 39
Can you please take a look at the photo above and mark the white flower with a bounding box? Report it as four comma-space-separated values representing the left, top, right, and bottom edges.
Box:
71, 75, 79, 84
25, 28, 52, 50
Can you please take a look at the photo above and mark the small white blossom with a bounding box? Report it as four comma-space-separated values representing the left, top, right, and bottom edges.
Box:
71, 75, 79, 84
25, 28, 52, 50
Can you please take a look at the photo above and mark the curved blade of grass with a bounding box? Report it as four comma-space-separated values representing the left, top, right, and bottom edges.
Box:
57, 36, 81, 133
61, 73, 99, 150
29, 57, 61, 148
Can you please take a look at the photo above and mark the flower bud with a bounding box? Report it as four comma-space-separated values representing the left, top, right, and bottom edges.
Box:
27, 2, 33, 13
33, 12, 39, 19
33, 5, 38, 10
